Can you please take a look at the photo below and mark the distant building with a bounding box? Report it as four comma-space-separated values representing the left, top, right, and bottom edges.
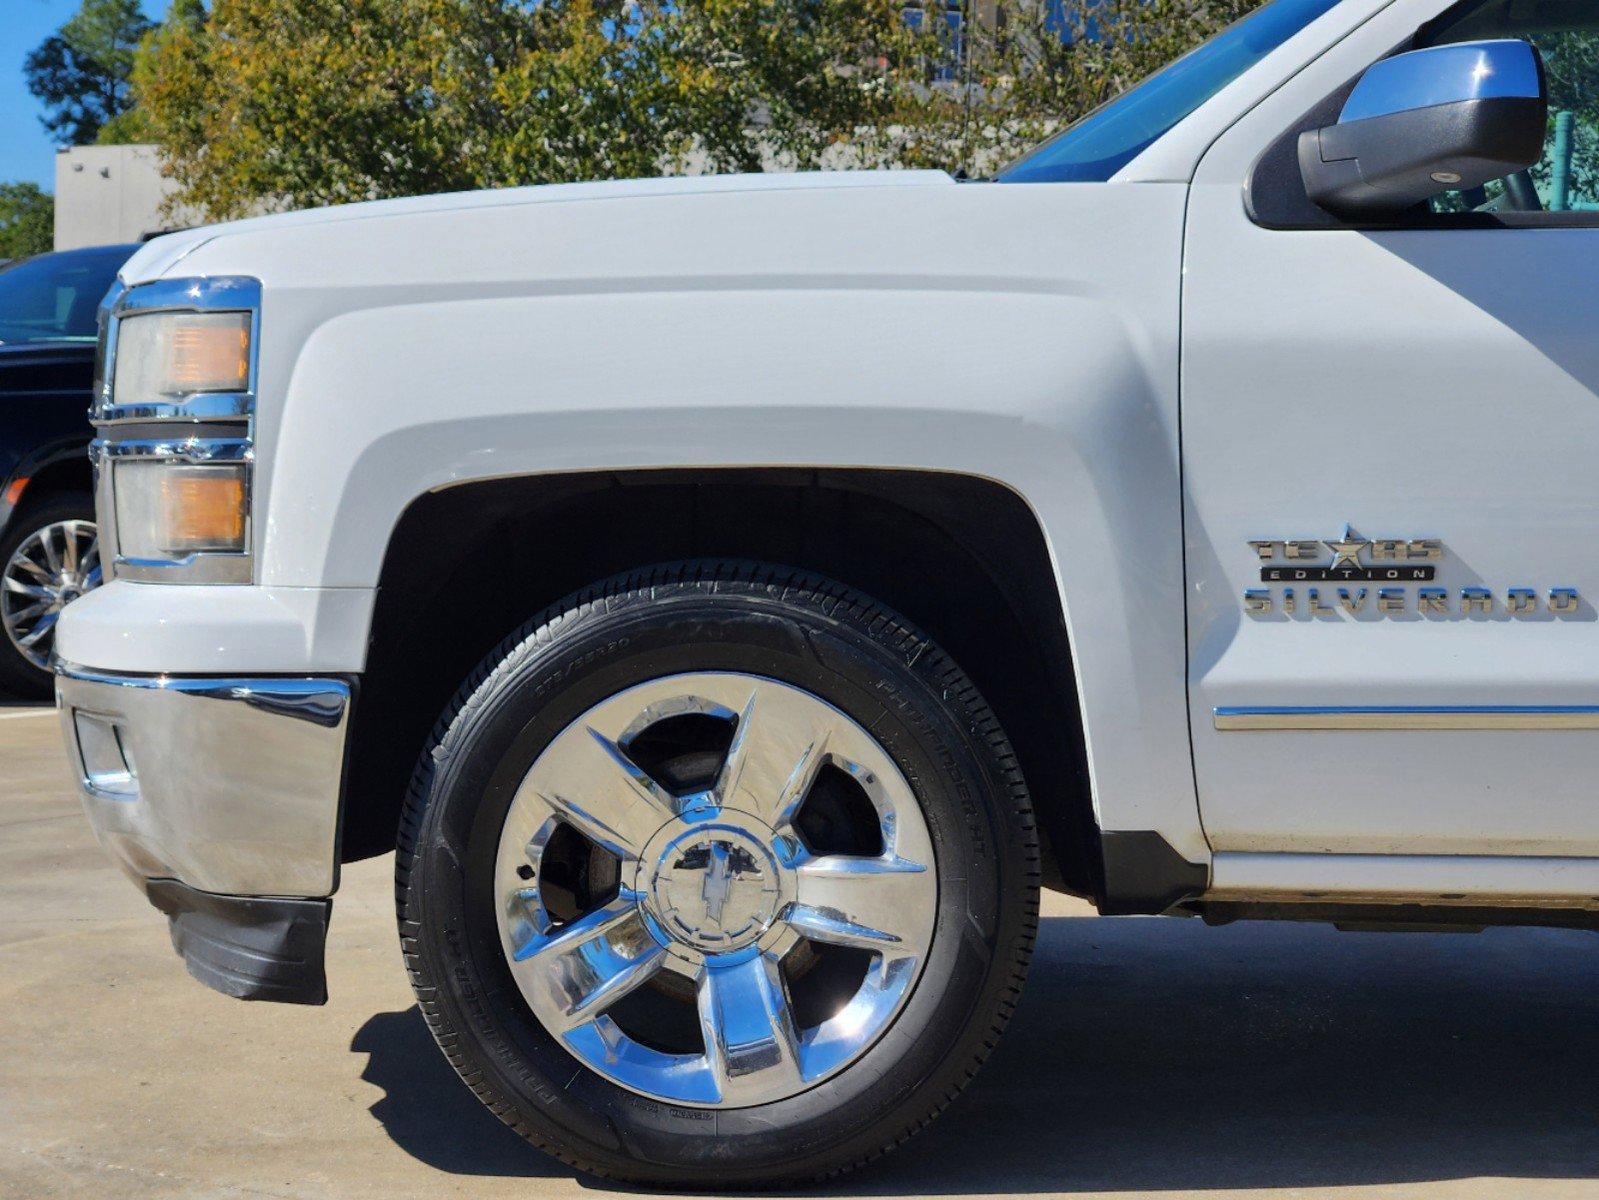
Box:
53, 145, 198, 251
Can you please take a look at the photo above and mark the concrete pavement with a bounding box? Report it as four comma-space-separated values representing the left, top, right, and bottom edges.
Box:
5, 702, 1599, 1199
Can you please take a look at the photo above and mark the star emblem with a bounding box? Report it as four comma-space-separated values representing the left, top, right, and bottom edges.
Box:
1324, 527, 1368, 571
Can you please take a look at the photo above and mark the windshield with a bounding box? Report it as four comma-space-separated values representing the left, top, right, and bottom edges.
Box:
997, 0, 1344, 183
0, 244, 134, 346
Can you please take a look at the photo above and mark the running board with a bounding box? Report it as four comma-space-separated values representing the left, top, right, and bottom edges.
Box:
1207, 851, 1599, 907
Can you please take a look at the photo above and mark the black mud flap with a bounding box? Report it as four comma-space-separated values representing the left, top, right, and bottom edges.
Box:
1097, 830, 1208, 916
145, 879, 331, 1006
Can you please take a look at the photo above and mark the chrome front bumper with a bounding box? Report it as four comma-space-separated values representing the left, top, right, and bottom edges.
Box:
56, 664, 351, 898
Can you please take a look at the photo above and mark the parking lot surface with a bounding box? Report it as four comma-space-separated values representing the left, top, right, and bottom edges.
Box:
5, 702, 1599, 1199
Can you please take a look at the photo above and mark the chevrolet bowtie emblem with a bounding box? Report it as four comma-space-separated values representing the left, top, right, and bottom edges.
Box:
700, 841, 736, 928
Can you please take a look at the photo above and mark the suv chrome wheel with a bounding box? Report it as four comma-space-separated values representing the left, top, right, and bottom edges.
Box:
493, 672, 938, 1108
1, 518, 99, 671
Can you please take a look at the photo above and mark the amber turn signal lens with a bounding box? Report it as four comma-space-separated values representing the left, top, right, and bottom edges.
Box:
168, 315, 250, 393
113, 311, 252, 408
161, 468, 246, 552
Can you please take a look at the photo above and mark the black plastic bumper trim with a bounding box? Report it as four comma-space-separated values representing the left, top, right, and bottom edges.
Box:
144, 879, 331, 1006
1097, 830, 1209, 915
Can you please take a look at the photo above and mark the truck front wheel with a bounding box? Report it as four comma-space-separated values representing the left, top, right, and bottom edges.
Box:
395, 562, 1038, 1185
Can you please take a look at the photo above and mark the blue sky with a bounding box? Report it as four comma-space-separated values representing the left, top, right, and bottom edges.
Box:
2, 0, 167, 190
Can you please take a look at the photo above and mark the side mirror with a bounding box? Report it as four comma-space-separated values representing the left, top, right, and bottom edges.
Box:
1299, 40, 1547, 218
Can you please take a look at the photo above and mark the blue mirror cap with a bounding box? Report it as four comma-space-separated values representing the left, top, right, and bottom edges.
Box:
1340, 39, 1543, 124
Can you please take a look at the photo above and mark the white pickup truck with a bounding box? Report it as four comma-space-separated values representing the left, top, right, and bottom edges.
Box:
53, 0, 1599, 1184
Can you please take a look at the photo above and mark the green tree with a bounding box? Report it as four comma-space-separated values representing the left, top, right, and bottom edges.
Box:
94, 104, 154, 145
131, 0, 1261, 220
669, 0, 924, 172
24, 0, 155, 144
137, 0, 679, 217
1536, 31, 1599, 205
0, 184, 55, 261
887, 0, 1259, 175
134, 0, 926, 218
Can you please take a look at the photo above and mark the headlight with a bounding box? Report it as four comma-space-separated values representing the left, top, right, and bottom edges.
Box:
97, 277, 261, 585
113, 461, 248, 560
112, 311, 251, 407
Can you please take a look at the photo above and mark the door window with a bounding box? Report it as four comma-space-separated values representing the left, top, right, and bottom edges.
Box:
1423, 0, 1599, 214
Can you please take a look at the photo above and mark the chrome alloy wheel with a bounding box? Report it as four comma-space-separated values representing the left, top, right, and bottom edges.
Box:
1, 519, 100, 670
493, 672, 938, 1108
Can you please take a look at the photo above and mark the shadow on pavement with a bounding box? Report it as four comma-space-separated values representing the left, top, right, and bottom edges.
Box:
352, 912, 1599, 1194
351, 1006, 567, 1179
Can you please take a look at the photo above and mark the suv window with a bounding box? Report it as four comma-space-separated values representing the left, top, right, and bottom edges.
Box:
1422, 0, 1599, 214
0, 245, 134, 346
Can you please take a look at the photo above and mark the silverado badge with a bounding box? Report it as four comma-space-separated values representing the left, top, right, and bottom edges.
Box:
1244, 527, 1578, 617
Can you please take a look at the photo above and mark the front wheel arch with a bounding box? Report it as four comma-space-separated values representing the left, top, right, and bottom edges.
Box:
344, 468, 1099, 901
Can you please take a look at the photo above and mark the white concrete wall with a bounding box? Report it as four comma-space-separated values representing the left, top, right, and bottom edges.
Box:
53, 144, 196, 251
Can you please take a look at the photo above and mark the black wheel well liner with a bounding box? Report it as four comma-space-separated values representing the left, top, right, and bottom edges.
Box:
344, 468, 1103, 899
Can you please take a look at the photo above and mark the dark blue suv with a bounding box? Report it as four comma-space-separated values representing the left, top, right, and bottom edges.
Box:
0, 243, 136, 696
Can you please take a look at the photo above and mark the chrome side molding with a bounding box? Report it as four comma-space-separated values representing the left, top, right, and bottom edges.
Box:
1215, 705, 1599, 731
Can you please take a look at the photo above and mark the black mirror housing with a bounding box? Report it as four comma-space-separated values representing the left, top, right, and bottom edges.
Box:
1300, 40, 1548, 218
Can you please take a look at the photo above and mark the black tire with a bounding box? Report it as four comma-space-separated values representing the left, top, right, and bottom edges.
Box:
395, 561, 1039, 1187
0, 493, 97, 700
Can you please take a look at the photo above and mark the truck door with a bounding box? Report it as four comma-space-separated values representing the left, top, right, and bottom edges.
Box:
1183, 0, 1599, 885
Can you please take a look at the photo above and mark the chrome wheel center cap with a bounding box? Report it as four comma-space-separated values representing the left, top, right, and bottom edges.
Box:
639, 820, 785, 953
